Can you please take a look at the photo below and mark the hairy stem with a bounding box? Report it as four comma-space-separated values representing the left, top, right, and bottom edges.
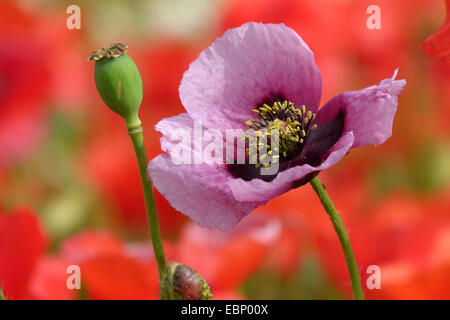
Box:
310, 176, 364, 300
128, 126, 167, 278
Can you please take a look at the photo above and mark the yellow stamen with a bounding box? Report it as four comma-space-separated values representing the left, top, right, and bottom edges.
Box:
243, 100, 318, 167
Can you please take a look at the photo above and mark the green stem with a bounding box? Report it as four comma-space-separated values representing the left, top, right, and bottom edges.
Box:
309, 176, 364, 300
128, 126, 167, 278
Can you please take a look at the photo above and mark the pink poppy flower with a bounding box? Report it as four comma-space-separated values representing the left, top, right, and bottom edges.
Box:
148, 23, 405, 231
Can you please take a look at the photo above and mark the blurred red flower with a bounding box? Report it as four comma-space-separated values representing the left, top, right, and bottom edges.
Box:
0, 2, 89, 165
0, 3, 50, 164
421, 0, 450, 63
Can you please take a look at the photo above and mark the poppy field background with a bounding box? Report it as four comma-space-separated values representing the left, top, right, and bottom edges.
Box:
0, 0, 449, 300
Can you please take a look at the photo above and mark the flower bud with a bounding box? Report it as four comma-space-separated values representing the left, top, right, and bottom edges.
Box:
160, 262, 212, 300
89, 43, 143, 129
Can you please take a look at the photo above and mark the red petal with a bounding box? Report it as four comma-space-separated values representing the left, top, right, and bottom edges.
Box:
421, 0, 450, 61
0, 209, 47, 299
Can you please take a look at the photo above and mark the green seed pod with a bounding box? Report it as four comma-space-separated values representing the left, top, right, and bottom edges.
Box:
89, 43, 143, 129
160, 262, 212, 300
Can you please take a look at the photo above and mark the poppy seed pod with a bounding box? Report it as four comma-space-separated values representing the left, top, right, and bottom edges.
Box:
89, 43, 143, 129
160, 262, 212, 300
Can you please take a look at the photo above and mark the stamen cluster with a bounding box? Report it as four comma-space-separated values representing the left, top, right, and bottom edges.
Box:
244, 100, 317, 167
